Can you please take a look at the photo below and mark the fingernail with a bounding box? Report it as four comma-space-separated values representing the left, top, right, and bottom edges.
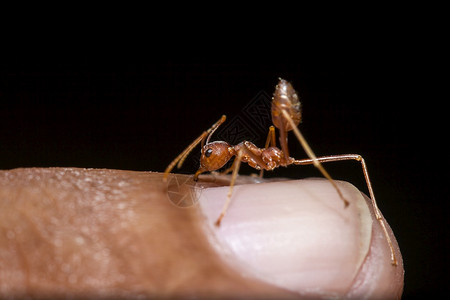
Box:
198, 179, 373, 298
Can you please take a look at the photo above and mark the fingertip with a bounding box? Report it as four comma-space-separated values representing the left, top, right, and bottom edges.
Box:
345, 192, 404, 299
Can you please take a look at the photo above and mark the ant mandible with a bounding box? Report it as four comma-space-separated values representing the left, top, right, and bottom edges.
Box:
163, 78, 397, 266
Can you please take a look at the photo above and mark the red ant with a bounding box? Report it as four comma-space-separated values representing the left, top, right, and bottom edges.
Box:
163, 78, 397, 266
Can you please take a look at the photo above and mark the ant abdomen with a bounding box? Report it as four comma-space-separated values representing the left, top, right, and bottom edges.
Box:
271, 78, 301, 132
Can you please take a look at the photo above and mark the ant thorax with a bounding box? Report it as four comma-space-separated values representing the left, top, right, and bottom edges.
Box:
233, 142, 287, 171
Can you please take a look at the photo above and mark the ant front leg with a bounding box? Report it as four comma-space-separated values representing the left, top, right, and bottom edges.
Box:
215, 149, 243, 226
215, 142, 267, 226
293, 154, 398, 266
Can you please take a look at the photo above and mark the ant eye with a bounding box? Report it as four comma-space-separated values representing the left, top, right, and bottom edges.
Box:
205, 148, 213, 157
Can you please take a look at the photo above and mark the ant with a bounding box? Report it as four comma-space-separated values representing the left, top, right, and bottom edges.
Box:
163, 78, 397, 266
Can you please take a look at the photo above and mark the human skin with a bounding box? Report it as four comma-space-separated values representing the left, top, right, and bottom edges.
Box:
0, 168, 404, 299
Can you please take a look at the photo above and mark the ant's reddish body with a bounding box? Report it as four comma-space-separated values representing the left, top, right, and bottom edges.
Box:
164, 78, 397, 266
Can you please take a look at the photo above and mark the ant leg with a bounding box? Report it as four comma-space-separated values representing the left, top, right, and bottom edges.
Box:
215, 142, 268, 226
265, 126, 277, 148
215, 149, 243, 226
281, 110, 349, 207
293, 154, 398, 266
260, 126, 276, 178
163, 115, 226, 182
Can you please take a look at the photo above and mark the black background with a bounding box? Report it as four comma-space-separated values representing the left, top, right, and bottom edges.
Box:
0, 56, 445, 298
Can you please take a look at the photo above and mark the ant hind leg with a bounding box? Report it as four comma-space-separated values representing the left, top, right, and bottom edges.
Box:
280, 110, 349, 206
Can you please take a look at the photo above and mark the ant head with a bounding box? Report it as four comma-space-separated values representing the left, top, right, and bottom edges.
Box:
200, 141, 234, 172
